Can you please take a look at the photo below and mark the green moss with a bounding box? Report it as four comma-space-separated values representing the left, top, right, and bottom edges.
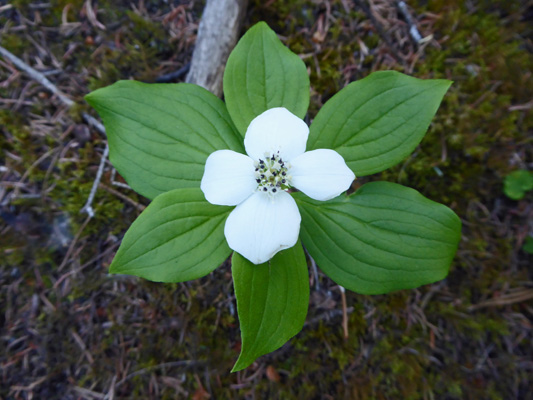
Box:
11, 0, 34, 9
0, 34, 31, 57
126, 10, 166, 43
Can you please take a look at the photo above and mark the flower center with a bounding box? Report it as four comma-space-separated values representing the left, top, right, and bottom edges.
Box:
254, 151, 291, 196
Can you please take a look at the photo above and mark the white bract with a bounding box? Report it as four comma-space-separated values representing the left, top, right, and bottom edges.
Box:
201, 107, 355, 264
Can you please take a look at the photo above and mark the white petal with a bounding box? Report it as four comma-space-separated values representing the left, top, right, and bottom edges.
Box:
224, 191, 301, 264
290, 149, 355, 201
200, 150, 256, 206
244, 107, 309, 162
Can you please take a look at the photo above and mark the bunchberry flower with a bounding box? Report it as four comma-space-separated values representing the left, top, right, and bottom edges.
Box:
201, 107, 355, 264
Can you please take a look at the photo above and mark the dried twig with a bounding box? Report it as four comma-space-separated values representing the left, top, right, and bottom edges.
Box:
468, 289, 533, 311
155, 62, 190, 83
0, 45, 74, 107
114, 360, 204, 389
73, 387, 106, 400
0, 4, 14, 13
0, 44, 108, 217
98, 182, 145, 212
80, 144, 109, 218
58, 215, 92, 271
353, 0, 404, 63
304, 307, 355, 327
85, 0, 106, 31
305, 248, 320, 290
339, 286, 349, 339
53, 240, 121, 289
396, 1, 422, 44
82, 112, 106, 136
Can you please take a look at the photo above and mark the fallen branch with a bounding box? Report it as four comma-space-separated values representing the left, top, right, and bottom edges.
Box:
185, 0, 248, 96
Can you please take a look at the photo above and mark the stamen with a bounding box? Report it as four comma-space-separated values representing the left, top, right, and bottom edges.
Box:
254, 151, 291, 196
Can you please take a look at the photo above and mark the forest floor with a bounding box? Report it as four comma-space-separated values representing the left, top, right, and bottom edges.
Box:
1, 0, 532, 399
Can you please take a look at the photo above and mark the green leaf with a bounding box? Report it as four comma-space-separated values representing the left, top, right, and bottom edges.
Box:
109, 188, 231, 282
503, 170, 533, 200
295, 182, 461, 295
85, 81, 243, 200
523, 236, 533, 254
223, 21, 310, 136
308, 71, 451, 176
231, 242, 309, 372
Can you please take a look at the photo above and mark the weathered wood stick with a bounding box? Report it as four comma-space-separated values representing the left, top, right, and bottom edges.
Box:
186, 0, 248, 97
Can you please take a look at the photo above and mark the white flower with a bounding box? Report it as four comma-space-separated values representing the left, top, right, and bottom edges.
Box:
200, 107, 355, 265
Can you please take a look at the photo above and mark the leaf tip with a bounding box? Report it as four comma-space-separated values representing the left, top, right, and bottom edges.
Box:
231, 354, 252, 373
251, 20, 270, 32
84, 83, 114, 109
84, 90, 98, 107
230, 364, 242, 373
108, 253, 126, 275
442, 78, 453, 90
433, 77, 453, 96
